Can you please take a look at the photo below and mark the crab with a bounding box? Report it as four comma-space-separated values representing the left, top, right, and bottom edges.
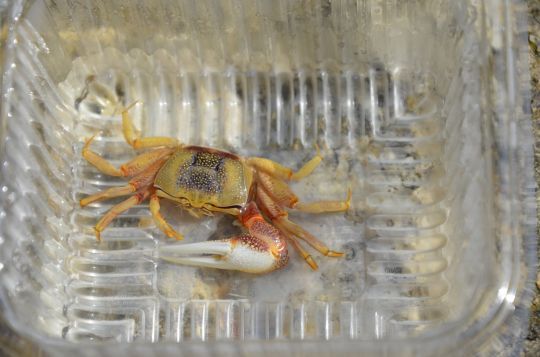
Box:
80, 102, 351, 274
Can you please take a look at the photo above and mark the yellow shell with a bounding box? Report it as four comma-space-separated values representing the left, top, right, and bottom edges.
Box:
154, 146, 250, 209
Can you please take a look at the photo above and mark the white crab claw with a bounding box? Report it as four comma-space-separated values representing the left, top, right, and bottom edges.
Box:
159, 234, 288, 274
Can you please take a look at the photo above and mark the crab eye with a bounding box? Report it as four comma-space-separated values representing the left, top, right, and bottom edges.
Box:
215, 158, 225, 172
192, 152, 224, 172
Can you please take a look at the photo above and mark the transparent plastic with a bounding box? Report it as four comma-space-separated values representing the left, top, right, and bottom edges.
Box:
0, 0, 535, 356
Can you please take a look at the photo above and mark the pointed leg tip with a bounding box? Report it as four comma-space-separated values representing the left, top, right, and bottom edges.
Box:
345, 187, 353, 210
80, 197, 91, 207
83, 134, 98, 148
314, 143, 322, 158
123, 100, 141, 113
94, 229, 102, 242
306, 256, 319, 270
172, 233, 184, 241
286, 170, 293, 180
327, 251, 344, 258
164, 229, 183, 240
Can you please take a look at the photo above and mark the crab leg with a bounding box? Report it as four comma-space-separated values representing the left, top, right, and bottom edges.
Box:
83, 135, 174, 177
120, 148, 175, 176
256, 171, 298, 207
285, 234, 318, 271
93, 190, 150, 241
290, 148, 323, 181
80, 185, 137, 207
246, 158, 295, 181
149, 194, 184, 240
159, 202, 288, 274
246, 147, 322, 181
256, 170, 351, 213
274, 218, 344, 258
256, 185, 344, 259
82, 135, 124, 177
80, 157, 168, 206
122, 102, 180, 149
294, 188, 352, 213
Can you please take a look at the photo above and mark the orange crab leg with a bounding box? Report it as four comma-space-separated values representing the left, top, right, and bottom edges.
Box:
256, 170, 351, 213
285, 234, 318, 271
83, 135, 174, 177
256, 171, 298, 207
256, 185, 344, 259
94, 190, 150, 241
293, 188, 352, 213
149, 194, 184, 240
256, 168, 350, 217
120, 148, 175, 176
246, 157, 294, 180
246, 147, 322, 181
80, 185, 137, 207
81, 155, 168, 206
122, 102, 180, 149
82, 135, 124, 177
252, 187, 318, 270
290, 146, 323, 181
159, 203, 289, 274
274, 218, 344, 258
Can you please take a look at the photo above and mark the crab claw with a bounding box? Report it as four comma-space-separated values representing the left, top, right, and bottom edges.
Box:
159, 203, 289, 274
159, 234, 285, 274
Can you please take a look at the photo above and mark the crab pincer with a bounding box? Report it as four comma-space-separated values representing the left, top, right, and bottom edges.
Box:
159, 202, 289, 274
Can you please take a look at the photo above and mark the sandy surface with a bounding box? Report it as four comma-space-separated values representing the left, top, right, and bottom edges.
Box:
524, 0, 540, 356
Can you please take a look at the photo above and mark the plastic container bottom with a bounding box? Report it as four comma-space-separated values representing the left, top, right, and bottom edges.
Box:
0, 0, 535, 355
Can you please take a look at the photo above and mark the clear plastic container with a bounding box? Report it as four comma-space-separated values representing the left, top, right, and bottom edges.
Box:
0, 0, 535, 356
